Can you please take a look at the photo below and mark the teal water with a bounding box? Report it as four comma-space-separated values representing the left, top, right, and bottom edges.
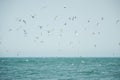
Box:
0, 57, 120, 80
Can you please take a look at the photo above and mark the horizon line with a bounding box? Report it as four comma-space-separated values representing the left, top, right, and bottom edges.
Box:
0, 56, 120, 58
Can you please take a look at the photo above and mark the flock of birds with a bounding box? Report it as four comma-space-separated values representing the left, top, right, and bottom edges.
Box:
16, 15, 102, 45
0, 11, 120, 56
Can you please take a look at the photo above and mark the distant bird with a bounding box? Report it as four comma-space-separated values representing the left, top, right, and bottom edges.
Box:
9, 29, 12, 31
64, 6, 66, 8
119, 42, 120, 46
98, 32, 100, 35
116, 19, 120, 24
88, 20, 90, 23
101, 17, 104, 20
23, 20, 26, 24
18, 19, 22, 22
68, 16, 76, 21
74, 16, 77, 19
68, 17, 71, 20
72, 16, 77, 21
39, 26, 42, 29
64, 23, 67, 26
94, 44, 96, 47
72, 17, 74, 21
47, 30, 50, 33
23, 29, 27, 35
31, 15, 35, 19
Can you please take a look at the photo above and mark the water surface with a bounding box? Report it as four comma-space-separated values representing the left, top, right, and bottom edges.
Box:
0, 57, 120, 80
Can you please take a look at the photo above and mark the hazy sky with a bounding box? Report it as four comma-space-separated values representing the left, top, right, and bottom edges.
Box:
0, 0, 120, 57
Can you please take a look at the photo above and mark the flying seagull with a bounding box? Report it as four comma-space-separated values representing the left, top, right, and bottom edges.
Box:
31, 15, 35, 19
23, 20, 26, 24
116, 19, 120, 24
94, 44, 96, 47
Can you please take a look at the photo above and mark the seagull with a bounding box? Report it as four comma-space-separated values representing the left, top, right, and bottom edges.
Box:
19, 19, 22, 22
64, 6, 66, 8
88, 20, 90, 23
94, 44, 96, 47
47, 30, 50, 33
71, 16, 76, 21
9, 29, 12, 31
31, 15, 35, 19
116, 19, 120, 24
72, 17, 74, 21
23, 29, 27, 35
98, 32, 100, 35
74, 16, 77, 19
101, 17, 104, 20
68, 17, 71, 20
39, 26, 42, 29
23, 20, 26, 24
119, 42, 120, 46
64, 23, 67, 26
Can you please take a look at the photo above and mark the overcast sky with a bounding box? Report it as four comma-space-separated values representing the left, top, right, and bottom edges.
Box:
0, 0, 120, 57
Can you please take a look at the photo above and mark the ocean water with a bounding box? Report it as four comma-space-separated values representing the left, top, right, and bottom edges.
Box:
0, 57, 120, 80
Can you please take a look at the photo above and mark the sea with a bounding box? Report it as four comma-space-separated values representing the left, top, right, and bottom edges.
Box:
0, 57, 120, 80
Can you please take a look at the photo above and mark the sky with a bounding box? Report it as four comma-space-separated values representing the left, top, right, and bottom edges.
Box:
0, 0, 120, 57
